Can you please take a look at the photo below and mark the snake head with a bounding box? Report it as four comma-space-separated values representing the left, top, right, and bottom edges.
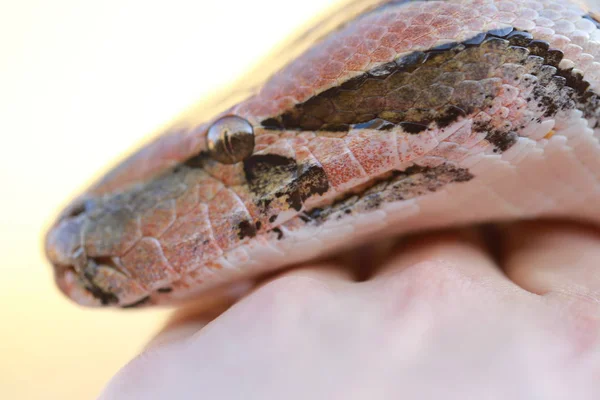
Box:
46, 0, 600, 308
44, 126, 212, 308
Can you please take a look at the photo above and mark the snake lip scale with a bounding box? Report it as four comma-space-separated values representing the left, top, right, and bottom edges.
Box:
45, 0, 600, 308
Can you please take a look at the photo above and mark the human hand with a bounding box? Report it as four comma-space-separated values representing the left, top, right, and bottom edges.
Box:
100, 221, 600, 400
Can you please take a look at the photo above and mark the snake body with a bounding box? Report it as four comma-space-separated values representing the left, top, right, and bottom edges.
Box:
45, 0, 600, 307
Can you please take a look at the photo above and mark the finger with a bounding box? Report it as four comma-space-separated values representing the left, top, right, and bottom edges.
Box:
148, 280, 255, 349
146, 291, 240, 350
253, 258, 357, 292
151, 258, 355, 347
500, 220, 600, 300
369, 227, 511, 283
145, 321, 209, 350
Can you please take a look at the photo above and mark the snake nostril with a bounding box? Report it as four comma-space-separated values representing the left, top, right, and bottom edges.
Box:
58, 197, 97, 223
65, 202, 86, 218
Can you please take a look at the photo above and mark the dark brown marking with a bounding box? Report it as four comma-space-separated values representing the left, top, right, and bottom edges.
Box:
243, 154, 299, 208
299, 214, 311, 222
558, 69, 591, 98
157, 287, 173, 293
435, 105, 467, 128
399, 122, 429, 134
297, 163, 330, 200
244, 154, 297, 190
81, 258, 122, 306
237, 220, 257, 240
507, 31, 533, 47
527, 40, 549, 57
280, 187, 303, 212
261, 117, 284, 130
300, 164, 472, 225
82, 278, 119, 306
260, 28, 600, 153
545, 49, 564, 68
486, 130, 519, 152
272, 227, 284, 240
243, 154, 328, 213
260, 30, 516, 133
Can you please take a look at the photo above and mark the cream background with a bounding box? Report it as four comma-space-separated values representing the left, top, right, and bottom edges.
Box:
0, 0, 337, 398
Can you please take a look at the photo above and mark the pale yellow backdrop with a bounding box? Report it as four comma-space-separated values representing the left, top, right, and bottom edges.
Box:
0, 0, 337, 398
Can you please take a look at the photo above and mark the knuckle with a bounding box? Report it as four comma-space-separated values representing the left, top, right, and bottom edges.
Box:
546, 292, 600, 354
100, 343, 185, 399
259, 274, 334, 300
249, 274, 334, 318
387, 259, 472, 298
374, 260, 475, 317
547, 290, 600, 319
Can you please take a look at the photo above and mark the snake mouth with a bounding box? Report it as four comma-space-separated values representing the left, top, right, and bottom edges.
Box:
52, 259, 153, 308
47, 197, 133, 307
51, 257, 119, 307
52, 263, 109, 307
46, 206, 127, 307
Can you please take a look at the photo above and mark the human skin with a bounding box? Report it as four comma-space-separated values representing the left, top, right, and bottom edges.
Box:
100, 221, 600, 400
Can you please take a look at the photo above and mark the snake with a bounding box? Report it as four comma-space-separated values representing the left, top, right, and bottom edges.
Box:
45, 0, 600, 308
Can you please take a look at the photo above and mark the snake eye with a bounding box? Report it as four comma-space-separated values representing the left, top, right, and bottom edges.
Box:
206, 115, 255, 164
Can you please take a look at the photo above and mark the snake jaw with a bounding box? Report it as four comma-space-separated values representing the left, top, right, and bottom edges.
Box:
45, 205, 104, 307
46, 197, 150, 307
46, 222, 105, 307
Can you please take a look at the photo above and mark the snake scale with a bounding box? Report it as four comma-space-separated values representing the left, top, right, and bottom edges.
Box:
45, 0, 600, 308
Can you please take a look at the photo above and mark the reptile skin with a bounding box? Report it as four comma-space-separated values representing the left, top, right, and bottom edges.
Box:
45, 0, 600, 308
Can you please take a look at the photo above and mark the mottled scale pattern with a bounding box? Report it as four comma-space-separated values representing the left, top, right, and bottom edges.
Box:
45, 0, 600, 307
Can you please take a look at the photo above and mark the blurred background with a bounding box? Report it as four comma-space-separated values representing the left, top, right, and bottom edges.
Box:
0, 0, 338, 398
